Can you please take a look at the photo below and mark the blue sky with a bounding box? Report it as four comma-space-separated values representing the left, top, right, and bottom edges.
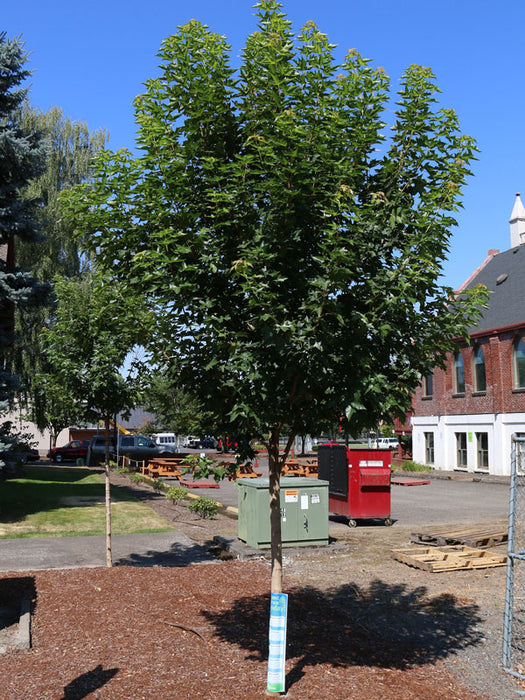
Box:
4, 1, 524, 289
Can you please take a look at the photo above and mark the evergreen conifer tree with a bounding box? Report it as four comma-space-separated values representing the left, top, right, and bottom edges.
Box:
0, 32, 48, 472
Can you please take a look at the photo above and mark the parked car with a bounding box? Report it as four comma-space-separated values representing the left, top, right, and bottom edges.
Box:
181, 436, 216, 449
16, 447, 40, 464
376, 437, 399, 450
47, 440, 90, 464
88, 434, 159, 465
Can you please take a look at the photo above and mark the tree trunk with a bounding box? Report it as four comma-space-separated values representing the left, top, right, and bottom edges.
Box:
267, 430, 297, 593
267, 432, 283, 595
104, 416, 112, 567
266, 430, 296, 695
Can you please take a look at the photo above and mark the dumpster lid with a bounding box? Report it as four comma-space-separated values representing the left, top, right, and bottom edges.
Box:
358, 467, 390, 475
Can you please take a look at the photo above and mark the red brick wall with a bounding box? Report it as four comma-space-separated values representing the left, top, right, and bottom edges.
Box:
414, 327, 525, 416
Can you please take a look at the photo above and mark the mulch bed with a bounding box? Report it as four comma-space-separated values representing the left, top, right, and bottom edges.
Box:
0, 562, 489, 699
0, 470, 516, 698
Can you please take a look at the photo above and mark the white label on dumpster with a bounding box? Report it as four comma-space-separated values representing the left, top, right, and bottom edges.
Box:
301, 494, 308, 510
285, 490, 298, 503
359, 460, 384, 467
311, 493, 320, 504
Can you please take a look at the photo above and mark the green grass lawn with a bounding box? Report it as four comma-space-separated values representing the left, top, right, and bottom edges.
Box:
0, 465, 173, 538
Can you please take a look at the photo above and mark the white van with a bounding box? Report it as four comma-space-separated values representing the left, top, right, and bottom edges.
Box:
152, 433, 178, 455
376, 437, 399, 450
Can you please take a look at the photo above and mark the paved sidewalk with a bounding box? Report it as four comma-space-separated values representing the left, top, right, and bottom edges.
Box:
0, 531, 218, 573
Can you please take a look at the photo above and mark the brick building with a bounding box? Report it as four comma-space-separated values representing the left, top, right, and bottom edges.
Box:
412, 194, 525, 476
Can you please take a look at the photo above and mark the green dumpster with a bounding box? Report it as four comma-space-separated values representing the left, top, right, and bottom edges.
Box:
237, 476, 329, 549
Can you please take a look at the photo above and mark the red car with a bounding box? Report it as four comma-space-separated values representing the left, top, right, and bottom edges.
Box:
47, 440, 90, 464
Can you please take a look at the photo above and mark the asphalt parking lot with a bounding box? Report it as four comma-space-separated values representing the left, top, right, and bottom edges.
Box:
173, 456, 511, 527
0, 458, 511, 572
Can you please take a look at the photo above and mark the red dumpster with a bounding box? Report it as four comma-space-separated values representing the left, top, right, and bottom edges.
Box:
317, 443, 392, 527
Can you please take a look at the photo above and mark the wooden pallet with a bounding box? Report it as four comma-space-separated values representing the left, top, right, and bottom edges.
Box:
410, 522, 508, 549
391, 476, 431, 486
180, 480, 219, 489
392, 545, 507, 572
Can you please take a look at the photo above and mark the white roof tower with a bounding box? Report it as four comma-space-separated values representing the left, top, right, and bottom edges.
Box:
509, 192, 525, 247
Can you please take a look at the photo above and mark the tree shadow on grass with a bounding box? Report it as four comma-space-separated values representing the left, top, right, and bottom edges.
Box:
0, 468, 141, 524
201, 579, 484, 691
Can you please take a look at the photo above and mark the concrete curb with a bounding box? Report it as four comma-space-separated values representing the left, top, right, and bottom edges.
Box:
17, 598, 31, 650
391, 469, 510, 486
213, 535, 265, 561
0, 598, 31, 653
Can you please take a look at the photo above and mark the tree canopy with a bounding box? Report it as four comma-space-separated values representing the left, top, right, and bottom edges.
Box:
142, 371, 211, 438
41, 273, 141, 429
63, 0, 487, 597
65, 2, 486, 447
10, 106, 108, 435
16, 105, 108, 281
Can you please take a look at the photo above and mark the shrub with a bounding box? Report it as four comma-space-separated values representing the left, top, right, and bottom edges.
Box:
188, 497, 219, 519
116, 466, 133, 474
152, 478, 165, 493
130, 473, 143, 484
165, 486, 188, 504
400, 461, 433, 472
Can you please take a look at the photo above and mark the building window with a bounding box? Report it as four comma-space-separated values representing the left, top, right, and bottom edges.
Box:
456, 432, 467, 468
514, 337, 525, 389
454, 352, 465, 394
423, 373, 433, 398
424, 432, 434, 464
473, 345, 486, 393
476, 432, 489, 471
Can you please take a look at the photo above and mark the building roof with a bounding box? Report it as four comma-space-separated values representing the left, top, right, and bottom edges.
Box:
464, 244, 525, 334
80, 407, 156, 432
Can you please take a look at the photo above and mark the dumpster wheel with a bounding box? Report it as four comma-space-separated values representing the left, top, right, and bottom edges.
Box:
384, 518, 393, 527
348, 519, 357, 528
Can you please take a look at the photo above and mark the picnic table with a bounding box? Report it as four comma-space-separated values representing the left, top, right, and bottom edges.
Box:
282, 457, 318, 477
223, 460, 262, 481
141, 457, 192, 480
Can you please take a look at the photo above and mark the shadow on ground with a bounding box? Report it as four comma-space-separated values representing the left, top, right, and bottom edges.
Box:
114, 539, 218, 567
0, 466, 135, 524
0, 575, 36, 627
61, 665, 118, 700
202, 579, 483, 690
